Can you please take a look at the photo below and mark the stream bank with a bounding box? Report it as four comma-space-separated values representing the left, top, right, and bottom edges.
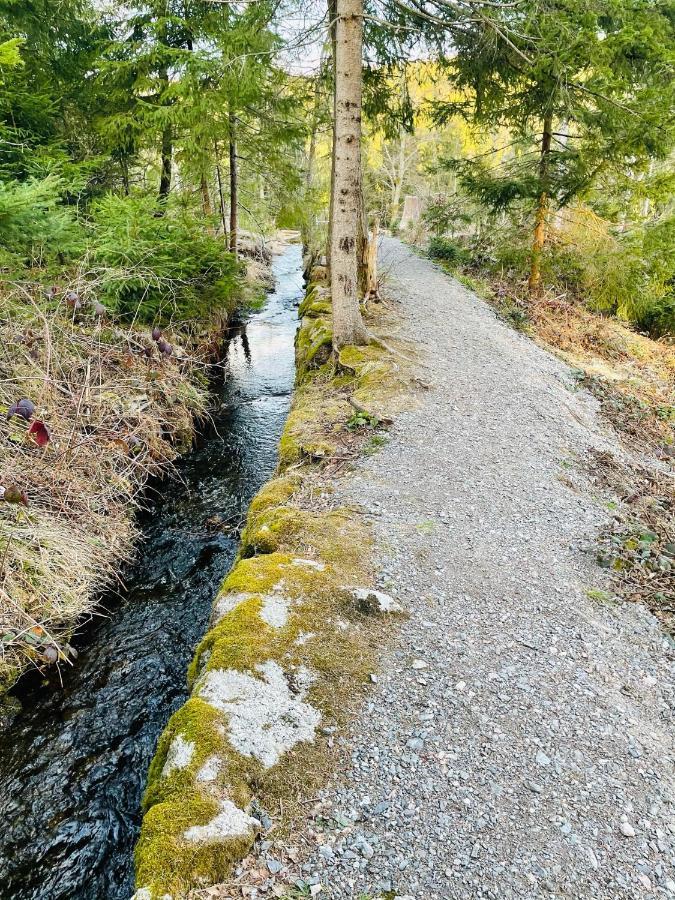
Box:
0, 244, 304, 900
133, 260, 413, 899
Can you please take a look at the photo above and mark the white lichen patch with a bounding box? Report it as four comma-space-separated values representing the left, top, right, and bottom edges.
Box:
132, 892, 172, 900
292, 665, 316, 692
196, 755, 221, 783
183, 799, 260, 843
351, 587, 403, 613
290, 557, 326, 572
213, 592, 253, 624
295, 631, 316, 646
197, 660, 321, 768
260, 593, 290, 628
161, 734, 195, 778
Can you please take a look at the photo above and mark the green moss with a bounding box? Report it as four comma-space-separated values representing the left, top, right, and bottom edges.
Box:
298, 289, 332, 319
247, 474, 301, 518
241, 502, 369, 568
198, 596, 282, 674
297, 285, 318, 315
143, 699, 237, 810
221, 551, 295, 594
135, 793, 254, 900
295, 316, 333, 373
278, 384, 347, 467
242, 475, 303, 552
241, 505, 308, 555
337, 344, 402, 416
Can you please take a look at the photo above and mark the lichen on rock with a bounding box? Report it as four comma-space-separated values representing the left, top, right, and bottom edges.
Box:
134, 276, 409, 899
182, 800, 260, 843
197, 660, 321, 768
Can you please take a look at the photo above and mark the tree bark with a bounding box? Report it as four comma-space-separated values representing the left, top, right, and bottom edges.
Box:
366, 216, 379, 299
200, 173, 213, 216
157, 5, 172, 206
228, 109, 238, 257
158, 122, 172, 202
326, 0, 338, 276
214, 141, 228, 240
302, 49, 326, 257
330, 0, 369, 349
528, 110, 553, 294
390, 132, 407, 226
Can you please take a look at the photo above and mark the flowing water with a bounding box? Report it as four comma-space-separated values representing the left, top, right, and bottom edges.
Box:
0, 244, 303, 900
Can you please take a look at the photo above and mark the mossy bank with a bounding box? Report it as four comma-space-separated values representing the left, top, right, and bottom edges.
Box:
133, 276, 413, 899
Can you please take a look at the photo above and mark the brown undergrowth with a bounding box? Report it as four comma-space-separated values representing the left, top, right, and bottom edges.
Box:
448, 261, 674, 627
456, 270, 674, 456
0, 289, 215, 693
586, 449, 674, 631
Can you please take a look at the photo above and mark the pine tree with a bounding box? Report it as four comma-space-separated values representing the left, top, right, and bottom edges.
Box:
433, 0, 674, 292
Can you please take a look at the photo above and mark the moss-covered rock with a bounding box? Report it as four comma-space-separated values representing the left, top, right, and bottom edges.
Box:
135, 793, 256, 900
246, 474, 301, 520
298, 286, 332, 320
295, 315, 333, 373
278, 383, 347, 467
134, 277, 411, 899
338, 344, 404, 417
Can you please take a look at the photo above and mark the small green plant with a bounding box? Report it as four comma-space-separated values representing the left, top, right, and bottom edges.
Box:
586, 587, 615, 604
364, 434, 388, 455
428, 236, 469, 266
346, 411, 380, 431
499, 300, 530, 332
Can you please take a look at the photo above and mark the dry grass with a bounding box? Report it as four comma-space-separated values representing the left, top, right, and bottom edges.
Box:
469, 273, 675, 455
587, 449, 674, 631
456, 261, 674, 626
0, 285, 211, 690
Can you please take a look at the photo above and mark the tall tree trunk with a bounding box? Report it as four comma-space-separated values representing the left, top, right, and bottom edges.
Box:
228, 109, 238, 257
357, 170, 368, 297
326, 0, 338, 276
528, 110, 553, 294
157, 5, 172, 206
390, 131, 406, 226
214, 141, 228, 240
330, 0, 369, 349
121, 156, 130, 196
158, 122, 172, 202
302, 50, 325, 258
200, 173, 213, 216
366, 216, 379, 299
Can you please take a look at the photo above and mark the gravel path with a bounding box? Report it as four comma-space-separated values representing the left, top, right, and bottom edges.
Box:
290, 238, 675, 899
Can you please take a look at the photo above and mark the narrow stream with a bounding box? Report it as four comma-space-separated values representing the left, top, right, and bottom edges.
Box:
0, 244, 303, 900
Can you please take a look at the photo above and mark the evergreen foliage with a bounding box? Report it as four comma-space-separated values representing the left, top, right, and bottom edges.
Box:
0, 0, 307, 325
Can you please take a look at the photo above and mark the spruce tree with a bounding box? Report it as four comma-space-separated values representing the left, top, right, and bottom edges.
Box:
433, 0, 674, 292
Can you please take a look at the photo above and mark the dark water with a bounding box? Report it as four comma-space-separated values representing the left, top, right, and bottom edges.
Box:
0, 244, 303, 900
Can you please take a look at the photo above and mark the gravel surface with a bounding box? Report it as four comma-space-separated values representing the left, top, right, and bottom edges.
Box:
287, 238, 675, 899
